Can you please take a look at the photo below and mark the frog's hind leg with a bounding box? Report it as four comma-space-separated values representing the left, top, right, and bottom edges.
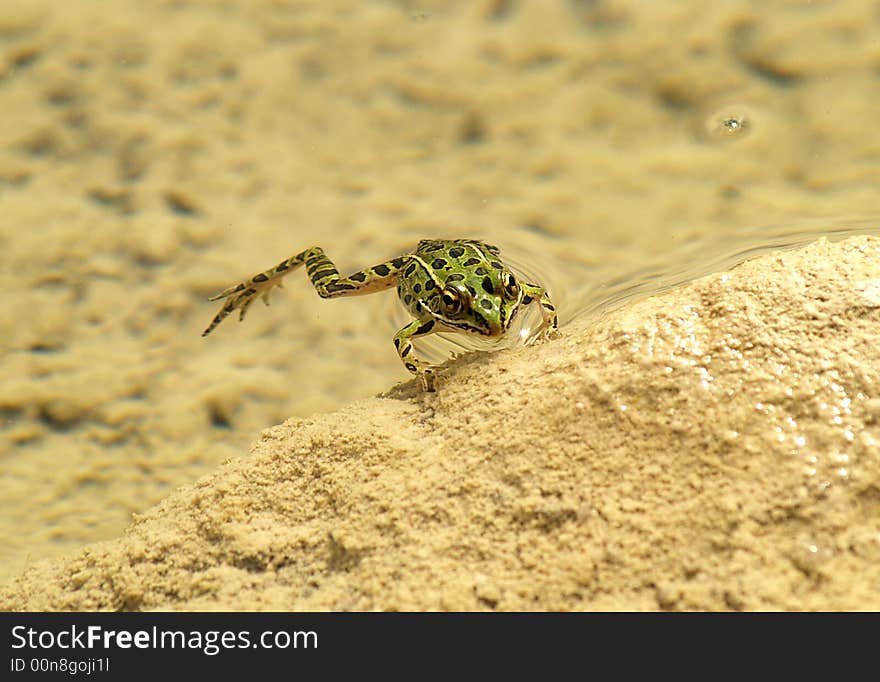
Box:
202, 248, 314, 336
393, 318, 439, 391
203, 247, 407, 336
305, 249, 405, 299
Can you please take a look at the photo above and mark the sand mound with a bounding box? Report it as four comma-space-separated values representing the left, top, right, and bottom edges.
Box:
3, 235, 879, 611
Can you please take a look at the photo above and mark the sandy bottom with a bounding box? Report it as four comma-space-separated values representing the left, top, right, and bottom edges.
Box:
1, 0, 880, 606
3, 235, 879, 610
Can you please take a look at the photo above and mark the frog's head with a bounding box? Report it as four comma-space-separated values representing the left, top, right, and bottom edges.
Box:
433, 270, 521, 337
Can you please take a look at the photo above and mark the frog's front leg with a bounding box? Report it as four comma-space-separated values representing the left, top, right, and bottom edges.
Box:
393, 318, 439, 391
520, 282, 558, 336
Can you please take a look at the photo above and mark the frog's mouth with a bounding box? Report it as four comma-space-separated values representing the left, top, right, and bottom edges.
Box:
433, 316, 496, 336
451, 307, 518, 337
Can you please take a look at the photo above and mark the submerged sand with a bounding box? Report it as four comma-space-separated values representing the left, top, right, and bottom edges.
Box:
3, 0, 880, 607
3, 235, 878, 611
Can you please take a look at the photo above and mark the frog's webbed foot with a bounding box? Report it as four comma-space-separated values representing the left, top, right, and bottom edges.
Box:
541, 317, 560, 340
419, 367, 438, 392
202, 275, 283, 337
520, 282, 558, 341
394, 318, 441, 392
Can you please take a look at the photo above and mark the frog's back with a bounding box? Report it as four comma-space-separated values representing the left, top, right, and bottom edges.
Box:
414, 238, 500, 260
395, 239, 503, 321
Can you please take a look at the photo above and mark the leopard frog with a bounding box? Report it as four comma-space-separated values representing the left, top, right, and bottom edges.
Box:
203, 239, 558, 391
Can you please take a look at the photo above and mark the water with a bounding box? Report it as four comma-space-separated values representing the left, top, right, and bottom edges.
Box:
565, 219, 880, 325
2, 0, 880, 585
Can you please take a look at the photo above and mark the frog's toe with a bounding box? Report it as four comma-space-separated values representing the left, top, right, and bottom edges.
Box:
202, 298, 237, 336
207, 282, 246, 302
237, 293, 258, 321
419, 368, 440, 392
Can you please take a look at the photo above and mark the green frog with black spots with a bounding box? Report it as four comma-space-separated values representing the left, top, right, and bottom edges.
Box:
203, 239, 558, 391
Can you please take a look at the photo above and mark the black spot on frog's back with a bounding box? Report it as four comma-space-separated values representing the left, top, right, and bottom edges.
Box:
419, 241, 446, 253
448, 246, 465, 258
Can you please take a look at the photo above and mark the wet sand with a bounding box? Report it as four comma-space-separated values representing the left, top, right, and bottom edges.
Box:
1, 0, 879, 606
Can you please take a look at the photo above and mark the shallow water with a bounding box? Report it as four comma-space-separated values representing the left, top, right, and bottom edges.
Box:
2, 0, 880, 584
566, 219, 880, 324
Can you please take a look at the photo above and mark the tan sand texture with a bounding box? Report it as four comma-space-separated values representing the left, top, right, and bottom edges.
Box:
3, 0, 880, 599
3, 235, 878, 611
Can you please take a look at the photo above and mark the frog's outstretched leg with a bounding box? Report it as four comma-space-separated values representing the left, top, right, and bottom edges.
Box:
520, 282, 558, 336
202, 247, 405, 336
393, 318, 439, 391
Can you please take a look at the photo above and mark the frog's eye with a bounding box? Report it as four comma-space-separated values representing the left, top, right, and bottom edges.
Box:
503, 272, 518, 298
439, 288, 463, 316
